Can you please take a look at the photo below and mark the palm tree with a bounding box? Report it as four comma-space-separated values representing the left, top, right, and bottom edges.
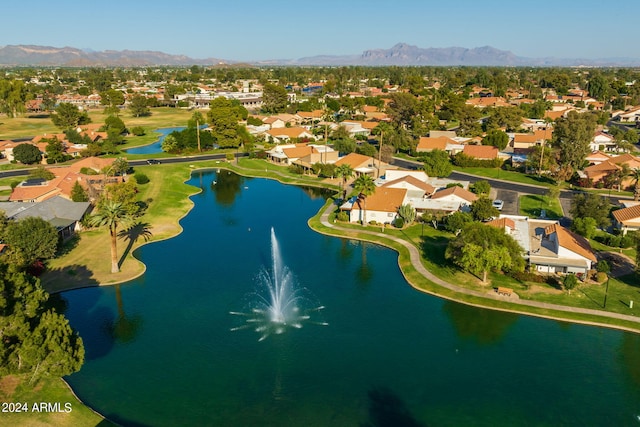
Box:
336, 164, 354, 200
89, 200, 135, 273
353, 174, 376, 225
631, 168, 640, 201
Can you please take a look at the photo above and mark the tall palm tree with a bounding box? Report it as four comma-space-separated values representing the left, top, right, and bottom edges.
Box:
631, 168, 640, 201
353, 174, 376, 225
89, 200, 135, 273
336, 164, 354, 200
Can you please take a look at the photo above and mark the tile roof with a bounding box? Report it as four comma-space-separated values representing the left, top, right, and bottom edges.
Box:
462, 145, 499, 159
431, 186, 478, 203
382, 175, 435, 194
417, 136, 449, 151
267, 127, 312, 138
544, 223, 596, 262
584, 160, 620, 173
486, 217, 516, 230
355, 187, 407, 213
334, 152, 376, 169
612, 204, 640, 224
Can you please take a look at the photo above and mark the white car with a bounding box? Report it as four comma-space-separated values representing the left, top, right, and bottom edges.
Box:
492, 199, 504, 210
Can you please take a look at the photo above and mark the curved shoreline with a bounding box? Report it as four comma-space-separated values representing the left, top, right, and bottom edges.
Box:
309, 201, 640, 334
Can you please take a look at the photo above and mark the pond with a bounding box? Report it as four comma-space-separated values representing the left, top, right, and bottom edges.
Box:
62, 170, 640, 426
124, 127, 184, 155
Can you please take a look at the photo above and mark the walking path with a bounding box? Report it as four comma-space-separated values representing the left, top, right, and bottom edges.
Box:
316, 202, 640, 331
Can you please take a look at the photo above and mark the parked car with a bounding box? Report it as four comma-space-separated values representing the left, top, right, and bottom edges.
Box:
492, 199, 504, 210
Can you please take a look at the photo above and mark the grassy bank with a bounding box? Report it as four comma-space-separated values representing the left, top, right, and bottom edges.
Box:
0, 375, 113, 427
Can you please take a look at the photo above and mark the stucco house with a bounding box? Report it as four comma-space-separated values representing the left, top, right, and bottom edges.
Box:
346, 187, 407, 224
612, 205, 640, 235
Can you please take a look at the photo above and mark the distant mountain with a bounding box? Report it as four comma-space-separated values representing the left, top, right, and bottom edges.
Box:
0, 45, 229, 66
290, 43, 640, 67
2, 43, 640, 67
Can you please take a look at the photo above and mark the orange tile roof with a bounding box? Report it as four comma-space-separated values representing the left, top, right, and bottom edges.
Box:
431, 186, 478, 203
584, 160, 620, 173
267, 127, 311, 138
610, 153, 640, 166
334, 152, 375, 169
282, 146, 315, 159
462, 145, 499, 159
612, 205, 640, 224
513, 133, 539, 143
486, 217, 516, 230
382, 175, 435, 194
544, 223, 596, 262
417, 136, 449, 151
356, 187, 407, 213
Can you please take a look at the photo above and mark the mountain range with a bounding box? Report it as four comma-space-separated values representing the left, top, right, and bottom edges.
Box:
1, 43, 639, 67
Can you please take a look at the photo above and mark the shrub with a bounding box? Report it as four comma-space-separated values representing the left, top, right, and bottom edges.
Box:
225, 153, 235, 161
133, 172, 150, 184
337, 211, 349, 222
563, 274, 579, 291
287, 164, 304, 175
508, 271, 546, 283
131, 126, 145, 136
394, 217, 405, 228
595, 272, 608, 283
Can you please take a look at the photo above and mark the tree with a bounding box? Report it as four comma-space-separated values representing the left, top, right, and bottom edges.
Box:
336, 164, 354, 200
387, 92, 418, 130
262, 83, 288, 113
207, 98, 243, 148
71, 181, 89, 202
471, 180, 491, 195
422, 149, 452, 177
13, 143, 42, 164
482, 129, 509, 150
470, 197, 500, 221
189, 111, 205, 152
112, 157, 130, 176
444, 211, 473, 233
100, 89, 125, 115
29, 165, 55, 181
563, 274, 579, 292
570, 193, 610, 228
129, 95, 151, 117
44, 137, 67, 163
552, 111, 597, 172
89, 200, 135, 273
398, 204, 416, 225
353, 174, 376, 224
631, 168, 640, 201
0, 264, 84, 380
50, 103, 90, 130
162, 134, 179, 153
445, 222, 525, 282
571, 217, 597, 239
3, 217, 59, 269
103, 115, 127, 135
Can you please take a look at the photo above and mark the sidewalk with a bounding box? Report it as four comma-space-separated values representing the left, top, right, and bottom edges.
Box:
316, 202, 640, 330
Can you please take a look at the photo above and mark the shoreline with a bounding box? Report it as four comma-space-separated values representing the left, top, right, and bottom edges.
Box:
42, 161, 640, 426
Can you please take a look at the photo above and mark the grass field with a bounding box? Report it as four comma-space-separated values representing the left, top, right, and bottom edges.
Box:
0, 375, 113, 427
519, 194, 563, 219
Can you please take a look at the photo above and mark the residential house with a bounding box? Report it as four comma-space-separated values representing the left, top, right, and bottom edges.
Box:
612, 205, 640, 235
334, 152, 392, 178
462, 145, 499, 160
266, 127, 316, 144
0, 195, 91, 239
346, 187, 407, 224
585, 151, 611, 165
491, 215, 596, 275
590, 131, 617, 152
9, 156, 117, 202
614, 106, 640, 123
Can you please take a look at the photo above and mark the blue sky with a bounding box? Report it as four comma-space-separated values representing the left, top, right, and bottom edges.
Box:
2, 0, 632, 61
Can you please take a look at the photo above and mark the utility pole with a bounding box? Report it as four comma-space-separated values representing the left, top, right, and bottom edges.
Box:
377, 130, 383, 178
196, 117, 201, 152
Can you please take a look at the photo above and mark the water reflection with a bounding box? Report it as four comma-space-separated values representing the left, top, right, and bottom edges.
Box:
107, 284, 143, 344
212, 170, 244, 206
620, 333, 640, 391
443, 301, 519, 346
356, 241, 374, 285
361, 386, 427, 427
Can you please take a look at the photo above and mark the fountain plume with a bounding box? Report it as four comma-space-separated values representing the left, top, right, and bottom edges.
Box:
231, 228, 327, 341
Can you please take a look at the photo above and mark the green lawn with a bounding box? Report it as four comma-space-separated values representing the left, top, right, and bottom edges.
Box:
0, 375, 113, 427
452, 166, 557, 187
519, 194, 563, 219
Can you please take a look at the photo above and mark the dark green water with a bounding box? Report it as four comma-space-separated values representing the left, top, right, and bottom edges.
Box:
63, 170, 640, 426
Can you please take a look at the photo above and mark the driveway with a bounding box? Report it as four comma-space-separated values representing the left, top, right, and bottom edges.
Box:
495, 189, 519, 215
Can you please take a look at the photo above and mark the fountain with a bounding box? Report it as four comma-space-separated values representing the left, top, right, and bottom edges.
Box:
231, 228, 327, 341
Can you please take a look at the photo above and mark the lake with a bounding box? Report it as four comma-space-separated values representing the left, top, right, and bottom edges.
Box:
62, 170, 640, 426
